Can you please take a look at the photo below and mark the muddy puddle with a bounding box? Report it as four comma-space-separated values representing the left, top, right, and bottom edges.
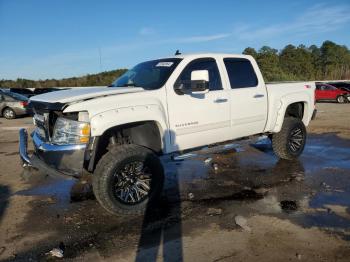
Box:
16, 178, 76, 207
10, 133, 350, 259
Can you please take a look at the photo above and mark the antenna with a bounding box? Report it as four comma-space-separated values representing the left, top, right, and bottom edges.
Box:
98, 47, 102, 72
175, 50, 181, 55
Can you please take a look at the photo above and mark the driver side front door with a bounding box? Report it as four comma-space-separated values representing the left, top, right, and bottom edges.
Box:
166, 58, 231, 152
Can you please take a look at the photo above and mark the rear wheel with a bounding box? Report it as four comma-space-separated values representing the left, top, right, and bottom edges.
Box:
93, 144, 164, 215
3, 108, 16, 119
337, 95, 345, 103
272, 118, 306, 160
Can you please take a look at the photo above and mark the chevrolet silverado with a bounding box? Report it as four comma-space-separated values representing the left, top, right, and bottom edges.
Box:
19, 53, 316, 215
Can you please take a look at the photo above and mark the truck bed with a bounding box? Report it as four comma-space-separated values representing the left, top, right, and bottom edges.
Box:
264, 81, 316, 133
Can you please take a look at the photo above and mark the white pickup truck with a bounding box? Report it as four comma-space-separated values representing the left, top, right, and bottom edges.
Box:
19, 53, 316, 215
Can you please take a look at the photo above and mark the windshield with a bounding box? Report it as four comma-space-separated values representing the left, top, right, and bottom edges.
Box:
110, 58, 182, 90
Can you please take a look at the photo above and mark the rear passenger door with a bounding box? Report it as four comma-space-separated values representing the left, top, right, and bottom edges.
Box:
327, 86, 339, 99
222, 58, 268, 138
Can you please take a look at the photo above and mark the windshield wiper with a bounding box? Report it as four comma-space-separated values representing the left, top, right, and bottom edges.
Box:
108, 83, 140, 88
121, 83, 138, 87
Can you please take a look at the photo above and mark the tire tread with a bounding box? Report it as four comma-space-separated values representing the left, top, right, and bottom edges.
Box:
93, 144, 163, 215
272, 117, 306, 160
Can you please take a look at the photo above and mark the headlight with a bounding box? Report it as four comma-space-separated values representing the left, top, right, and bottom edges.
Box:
52, 117, 90, 145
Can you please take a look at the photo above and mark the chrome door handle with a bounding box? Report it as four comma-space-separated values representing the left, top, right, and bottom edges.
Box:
254, 94, 265, 98
214, 98, 228, 103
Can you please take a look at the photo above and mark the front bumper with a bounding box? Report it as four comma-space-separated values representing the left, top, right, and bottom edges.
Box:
19, 128, 86, 178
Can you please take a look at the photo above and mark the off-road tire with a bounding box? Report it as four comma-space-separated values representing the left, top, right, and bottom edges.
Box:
3, 107, 16, 119
337, 95, 345, 103
93, 144, 164, 215
272, 118, 306, 160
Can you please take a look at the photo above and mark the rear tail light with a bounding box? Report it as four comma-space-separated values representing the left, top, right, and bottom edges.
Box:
306, 84, 316, 105
20, 101, 28, 107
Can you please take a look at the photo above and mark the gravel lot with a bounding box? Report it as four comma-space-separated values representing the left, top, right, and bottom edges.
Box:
0, 102, 350, 261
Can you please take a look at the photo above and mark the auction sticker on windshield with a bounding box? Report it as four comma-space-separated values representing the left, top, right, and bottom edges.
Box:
156, 62, 174, 67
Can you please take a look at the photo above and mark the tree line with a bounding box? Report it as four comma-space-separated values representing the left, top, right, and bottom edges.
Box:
1, 40, 350, 89
0, 69, 127, 89
243, 40, 350, 82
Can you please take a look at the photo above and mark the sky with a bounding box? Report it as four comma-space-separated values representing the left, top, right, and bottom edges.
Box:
1, 0, 350, 80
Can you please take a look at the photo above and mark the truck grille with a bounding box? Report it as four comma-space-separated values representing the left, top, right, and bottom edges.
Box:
29, 100, 64, 141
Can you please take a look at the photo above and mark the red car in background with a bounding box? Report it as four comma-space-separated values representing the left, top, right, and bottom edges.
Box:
315, 83, 350, 103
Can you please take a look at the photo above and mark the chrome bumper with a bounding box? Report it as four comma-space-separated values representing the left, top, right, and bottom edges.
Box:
19, 129, 32, 165
19, 128, 87, 178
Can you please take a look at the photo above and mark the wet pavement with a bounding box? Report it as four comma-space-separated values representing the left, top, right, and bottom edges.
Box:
5, 132, 350, 260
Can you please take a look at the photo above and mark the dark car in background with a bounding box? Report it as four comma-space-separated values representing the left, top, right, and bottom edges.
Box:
6, 87, 68, 98
33, 87, 66, 95
8, 88, 34, 98
0, 89, 30, 119
327, 82, 350, 92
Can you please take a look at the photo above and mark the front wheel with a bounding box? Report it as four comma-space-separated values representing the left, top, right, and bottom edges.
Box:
337, 95, 346, 103
272, 118, 306, 160
93, 144, 164, 215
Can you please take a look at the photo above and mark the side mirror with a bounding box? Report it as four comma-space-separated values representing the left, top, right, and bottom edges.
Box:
191, 70, 209, 82
174, 70, 210, 95
190, 70, 209, 93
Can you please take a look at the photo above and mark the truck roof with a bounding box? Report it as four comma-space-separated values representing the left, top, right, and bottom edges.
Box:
161, 53, 252, 60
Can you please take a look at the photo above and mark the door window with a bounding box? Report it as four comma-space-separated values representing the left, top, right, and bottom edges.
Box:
223, 58, 258, 89
174, 58, 222, 92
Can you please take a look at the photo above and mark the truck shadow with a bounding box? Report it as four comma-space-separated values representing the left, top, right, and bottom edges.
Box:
0, 185, 11, 224
135, 129, 183, 262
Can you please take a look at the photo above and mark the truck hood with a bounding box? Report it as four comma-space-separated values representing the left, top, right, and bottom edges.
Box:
29, 86, 145, 104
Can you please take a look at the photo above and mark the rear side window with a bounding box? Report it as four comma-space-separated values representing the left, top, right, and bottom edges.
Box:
316, 84, 326, 90
223, 58, 258, 89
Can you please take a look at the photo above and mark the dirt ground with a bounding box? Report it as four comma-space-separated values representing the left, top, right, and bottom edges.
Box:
0, 102, 350, 262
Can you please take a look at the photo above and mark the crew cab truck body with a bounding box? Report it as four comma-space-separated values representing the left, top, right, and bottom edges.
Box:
19, 53, 316, 215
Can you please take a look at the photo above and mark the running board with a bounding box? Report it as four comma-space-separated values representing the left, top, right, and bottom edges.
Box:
172, 153, 198, 161
171, 142, 245, 161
